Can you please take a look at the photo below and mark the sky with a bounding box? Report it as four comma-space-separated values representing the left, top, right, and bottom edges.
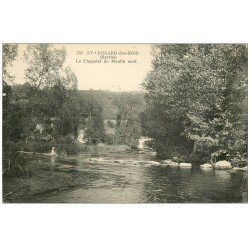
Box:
8, 44, 153, 92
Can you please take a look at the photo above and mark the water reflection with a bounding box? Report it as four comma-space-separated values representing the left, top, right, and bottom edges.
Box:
51, 156, 56, 165
26, 152, 247, 203
141, 166, 246, 203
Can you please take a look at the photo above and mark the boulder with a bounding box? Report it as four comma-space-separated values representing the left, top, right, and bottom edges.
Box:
179, 163, 192, 168
147, 161, 161, 165
132, 160, 160, 166
230, 166, 247, 173
162, 159, 172, 164
162, 160, 179, 167
200, 163, 213, 169
89, 157, 104, 163
214, 160, 232, 170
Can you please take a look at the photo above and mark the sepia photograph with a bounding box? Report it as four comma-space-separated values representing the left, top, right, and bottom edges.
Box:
2, 43, 248, 203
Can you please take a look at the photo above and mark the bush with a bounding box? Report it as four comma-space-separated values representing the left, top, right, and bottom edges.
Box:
105, 134, 116, 145
3, 141, 27, 176
56, 135, 79, 155
20, 135, 80, 156
21, 140, 54, 153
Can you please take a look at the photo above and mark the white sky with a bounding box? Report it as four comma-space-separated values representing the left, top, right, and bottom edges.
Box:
8, 44, 153, 92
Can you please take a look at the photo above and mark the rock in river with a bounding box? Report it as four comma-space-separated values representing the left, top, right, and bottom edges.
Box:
147, 161, 161, 165
230, 166, 247, 173
162, 159, 179, 167
200, 163, 213, 169
179, 163, 192, 168
214, 160, 232, 170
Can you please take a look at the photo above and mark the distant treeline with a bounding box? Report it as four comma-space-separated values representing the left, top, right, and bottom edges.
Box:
79, 90, 144, 120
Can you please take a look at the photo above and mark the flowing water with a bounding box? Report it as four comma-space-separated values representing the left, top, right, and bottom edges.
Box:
23, 150, 247, 203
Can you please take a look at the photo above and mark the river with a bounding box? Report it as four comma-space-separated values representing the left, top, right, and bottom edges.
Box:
18, 150, 247, 203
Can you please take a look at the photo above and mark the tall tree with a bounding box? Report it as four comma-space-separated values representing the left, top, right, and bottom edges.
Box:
3, 44, 18, 83
143, 44, 247, 163
113, 93, 144, 147
23, 44, 80, 138
2, 44, 27, 174
24, 44, 66, 88
79, 90, 105, 144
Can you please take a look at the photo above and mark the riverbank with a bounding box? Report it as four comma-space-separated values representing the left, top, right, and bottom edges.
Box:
20, 141, 130, 156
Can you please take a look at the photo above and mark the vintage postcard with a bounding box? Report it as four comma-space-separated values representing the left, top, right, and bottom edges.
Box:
2, 43, 248, 203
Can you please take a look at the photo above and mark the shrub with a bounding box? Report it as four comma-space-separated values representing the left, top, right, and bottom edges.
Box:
105, 134, 116, 145
3, 141, 27, 176
56, 135, 79, 155
20, 135, 80, 156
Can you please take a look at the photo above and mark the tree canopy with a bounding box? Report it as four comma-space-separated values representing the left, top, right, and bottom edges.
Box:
113, 92, 145, 147
142, 44, 247, 163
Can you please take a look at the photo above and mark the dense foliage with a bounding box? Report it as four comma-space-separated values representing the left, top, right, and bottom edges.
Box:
3, 44, 18, 83
2, 44, 105, 174
113, 92, 144, 147
142, 44, 248, 164
79, 91, 105, 144
3, 43, 248, 175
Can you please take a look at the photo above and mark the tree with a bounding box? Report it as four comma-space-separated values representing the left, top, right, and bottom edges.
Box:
24, 44, 66, 88
79, 91, 105, 144
3, 44, 27, 174
23, 44, 80, 139
113, 92, 144, 147
56, 88, 81, 139
3, 44, 20, 138
3, 44, 18, 83
143, 44, 247, 163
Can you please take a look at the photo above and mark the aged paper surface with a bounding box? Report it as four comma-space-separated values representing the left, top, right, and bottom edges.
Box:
2, 44, 248, 203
